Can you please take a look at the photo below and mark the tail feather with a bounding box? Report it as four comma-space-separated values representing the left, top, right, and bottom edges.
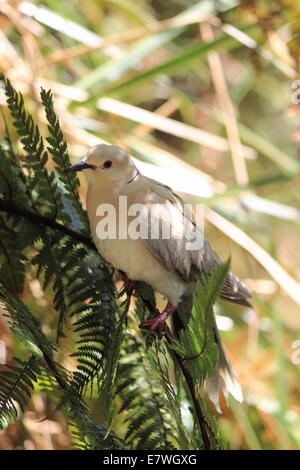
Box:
220, 271, 252, 307
206, 317, 243, 413
202, 238, 252, 307
174, 299, 243, 413
219, 294, 252, 308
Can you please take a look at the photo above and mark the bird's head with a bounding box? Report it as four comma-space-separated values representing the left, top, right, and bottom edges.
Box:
65, 144, 138, 185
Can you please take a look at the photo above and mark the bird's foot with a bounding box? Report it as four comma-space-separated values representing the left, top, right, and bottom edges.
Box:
139, 303, 176, 345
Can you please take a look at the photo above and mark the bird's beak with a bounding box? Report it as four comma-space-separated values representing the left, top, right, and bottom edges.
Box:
64, 161, 94, 173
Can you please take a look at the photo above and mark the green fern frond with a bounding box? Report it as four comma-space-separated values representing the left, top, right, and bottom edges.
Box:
0, 356, 40, 430
0, 232, 26, 294
115, 327, 184, 450
1, 75, 60, 218
40, 88, 88, 231
71, 289, 117, 394
0, 282, 55, 358
0, 144, 31, 209
65, 393, 125, 450
98, 295, 129, 426
174, 260, 230, 386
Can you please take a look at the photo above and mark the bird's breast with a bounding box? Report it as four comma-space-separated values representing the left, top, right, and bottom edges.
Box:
93, 235, 158, 281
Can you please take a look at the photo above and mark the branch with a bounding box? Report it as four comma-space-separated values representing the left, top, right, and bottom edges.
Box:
164, 329, 212, 450
0, 199, 95, 249
42, 352, 68, 391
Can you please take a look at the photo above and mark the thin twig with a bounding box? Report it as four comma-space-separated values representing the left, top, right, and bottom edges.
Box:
164, 328, 211, 450
42, 353, 68, 391
0, 199, 94, 249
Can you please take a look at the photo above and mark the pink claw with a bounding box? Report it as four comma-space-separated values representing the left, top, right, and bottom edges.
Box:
139, 303, 177, 343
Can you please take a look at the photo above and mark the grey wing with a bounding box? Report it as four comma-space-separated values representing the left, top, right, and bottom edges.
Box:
144, 179, 251, 306
144, 179, 204, 282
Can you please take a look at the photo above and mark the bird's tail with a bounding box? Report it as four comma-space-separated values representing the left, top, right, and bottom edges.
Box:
206, 317, 243, 413
174, 299, 243, 413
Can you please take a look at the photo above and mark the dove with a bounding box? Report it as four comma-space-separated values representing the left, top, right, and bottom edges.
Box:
65, 143, 251, 410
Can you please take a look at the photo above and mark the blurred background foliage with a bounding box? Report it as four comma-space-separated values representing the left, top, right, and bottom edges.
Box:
0, 0, 300, 450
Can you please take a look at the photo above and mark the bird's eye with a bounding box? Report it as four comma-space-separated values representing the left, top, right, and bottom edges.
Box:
103, 160, 112, 169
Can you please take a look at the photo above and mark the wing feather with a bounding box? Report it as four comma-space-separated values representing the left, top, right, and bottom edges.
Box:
143, 178, 251, 306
